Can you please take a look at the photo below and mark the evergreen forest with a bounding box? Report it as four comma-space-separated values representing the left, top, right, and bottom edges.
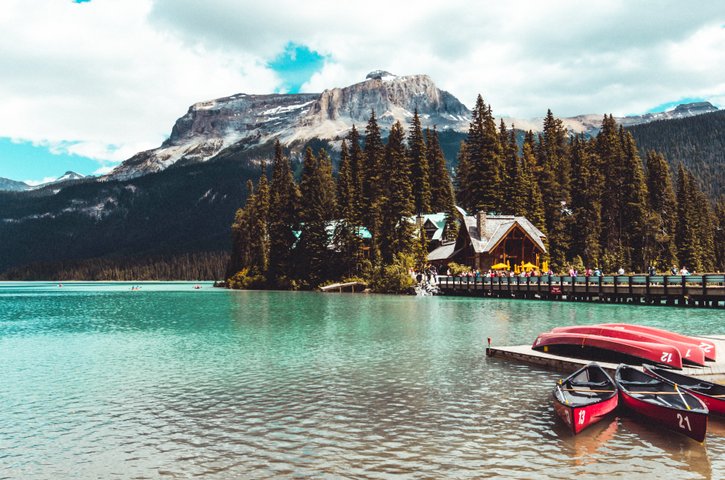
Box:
227, 97, 724, 291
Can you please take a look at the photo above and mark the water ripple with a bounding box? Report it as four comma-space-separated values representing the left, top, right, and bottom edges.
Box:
0, 284, 722, 478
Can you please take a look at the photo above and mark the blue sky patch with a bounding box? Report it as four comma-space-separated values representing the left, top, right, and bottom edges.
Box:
0, 138, 101, 183
268, 43, 326, 93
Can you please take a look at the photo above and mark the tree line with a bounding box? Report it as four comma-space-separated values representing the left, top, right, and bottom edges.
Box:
228, 96, 724, 290
1, 251, 229, 281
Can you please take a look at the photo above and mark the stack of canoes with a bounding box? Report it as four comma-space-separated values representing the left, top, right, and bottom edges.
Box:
532, 323, 717, 369
545, 324, 722, 441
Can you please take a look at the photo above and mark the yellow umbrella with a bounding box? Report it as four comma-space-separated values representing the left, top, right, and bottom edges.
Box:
490, 262, 508, 270
522, 262, 537, 270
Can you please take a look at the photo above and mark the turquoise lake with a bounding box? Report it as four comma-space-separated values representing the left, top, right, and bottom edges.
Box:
0, 282, 723, 479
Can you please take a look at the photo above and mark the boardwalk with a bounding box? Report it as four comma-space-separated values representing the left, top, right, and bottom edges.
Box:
437, 274, 725, 308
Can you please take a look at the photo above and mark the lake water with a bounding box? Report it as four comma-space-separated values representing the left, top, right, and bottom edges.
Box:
1, 282, 723, 479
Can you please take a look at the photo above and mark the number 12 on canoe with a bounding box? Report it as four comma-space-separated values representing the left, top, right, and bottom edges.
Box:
661, 352, 673, 363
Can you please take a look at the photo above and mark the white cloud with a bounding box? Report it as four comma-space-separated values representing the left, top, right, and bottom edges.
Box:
23, 176, 56, 187
1, 0, 723, 170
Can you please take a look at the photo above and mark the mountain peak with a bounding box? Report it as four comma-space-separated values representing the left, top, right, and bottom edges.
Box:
366, 70, 396, 80
672, 101, 717, 114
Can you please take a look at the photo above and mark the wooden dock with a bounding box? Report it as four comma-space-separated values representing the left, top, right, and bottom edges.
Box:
438, 274, 725, 308
486, 335, 725, 382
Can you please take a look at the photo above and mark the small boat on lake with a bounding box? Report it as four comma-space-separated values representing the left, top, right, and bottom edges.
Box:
615, 364, 708, 442
532, 332, 684, 369
598, 323, 716, 362
643, 364, 725, 417
553, 363, 618, 434
551, 325, 707, 367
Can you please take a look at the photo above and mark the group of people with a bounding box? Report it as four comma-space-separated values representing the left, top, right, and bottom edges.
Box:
438, 264, 695, 278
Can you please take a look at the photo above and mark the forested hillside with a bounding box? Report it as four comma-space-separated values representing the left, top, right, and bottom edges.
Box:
626, 110, 724, 199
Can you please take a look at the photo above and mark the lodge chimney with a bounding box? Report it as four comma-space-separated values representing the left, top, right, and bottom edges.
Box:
477, 211, 487, 236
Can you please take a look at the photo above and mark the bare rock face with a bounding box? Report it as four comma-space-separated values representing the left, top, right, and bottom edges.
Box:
107, 72, 470, 180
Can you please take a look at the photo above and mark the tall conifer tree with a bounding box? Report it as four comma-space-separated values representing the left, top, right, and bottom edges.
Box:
268, 139, 300, 280
409, 109, 431, 214
521, 131, 546, 230
363, 111, 385, 261
298, 148, 337, 286
379, 121, 415, 263
538, 110, 571, 270
645, 150, 678, 269
426, 127, 458, 239
569, 135, 603, 267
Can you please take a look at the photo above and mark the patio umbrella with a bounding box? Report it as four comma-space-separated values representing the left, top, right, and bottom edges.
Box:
490, 262, 508, 270
522, 262, 537, 270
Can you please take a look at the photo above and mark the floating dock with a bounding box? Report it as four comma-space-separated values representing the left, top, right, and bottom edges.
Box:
486, 335, 725, 382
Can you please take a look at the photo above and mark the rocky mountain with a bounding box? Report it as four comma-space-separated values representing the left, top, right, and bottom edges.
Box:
109, 72, 469, 180
0, 177, 30, 192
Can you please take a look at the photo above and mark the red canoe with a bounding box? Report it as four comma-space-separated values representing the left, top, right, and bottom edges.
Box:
615, 364, 708, 442
532, 332, 684, 369
643, 364, 725, 417
553, 362, 618, 434
551, 325, 706, 367
598, 323, 716, 362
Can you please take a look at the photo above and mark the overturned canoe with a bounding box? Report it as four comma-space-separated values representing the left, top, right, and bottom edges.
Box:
553, 362, 618, 434
551, 325, 706, 367
532, 331, 684, 369
615, 364, 708, 442
598, 323, 716, 362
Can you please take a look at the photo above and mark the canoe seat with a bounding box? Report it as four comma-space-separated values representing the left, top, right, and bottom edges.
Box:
618, 379, 659, 387
570, 380, 610, 388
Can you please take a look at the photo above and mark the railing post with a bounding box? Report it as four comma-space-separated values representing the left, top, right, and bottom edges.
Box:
645, 274, 650, 299
585, 275, 589, 295
614, 275, 618, 295
702, 275, 707, 301
664, 275, 668, 296
598, 274, 603, 299
628, 275, 633, 297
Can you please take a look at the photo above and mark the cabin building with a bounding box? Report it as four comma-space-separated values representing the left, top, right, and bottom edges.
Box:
428, 211, 547, 271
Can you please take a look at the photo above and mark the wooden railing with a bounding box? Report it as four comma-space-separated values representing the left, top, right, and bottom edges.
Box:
435, 274, 725, 308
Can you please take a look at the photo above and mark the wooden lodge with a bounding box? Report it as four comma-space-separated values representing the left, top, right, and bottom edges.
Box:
428, 210, 546, 271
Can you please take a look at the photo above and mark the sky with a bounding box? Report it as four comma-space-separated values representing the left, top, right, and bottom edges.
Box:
0, 0, 723, 184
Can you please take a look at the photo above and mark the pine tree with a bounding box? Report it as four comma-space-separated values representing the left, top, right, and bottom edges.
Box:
426, 127, 458, 239
596, 114, 626, 271
620, 129, 650, 271
568, 135, 602, 267
521, 131, 546, 230
268, 139, 300, 281
409, 109, 431, 214
714, 197, 725, 272
538, 109, 571, 271
347, 125, 364, 225
458, 95, 503, 214
337, 140, 354, 219
645, 150, 678, 269
298, 147, 337, 286
676, 164, 699, 271
363, 111, 385, 261
379, 121, 415, 263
